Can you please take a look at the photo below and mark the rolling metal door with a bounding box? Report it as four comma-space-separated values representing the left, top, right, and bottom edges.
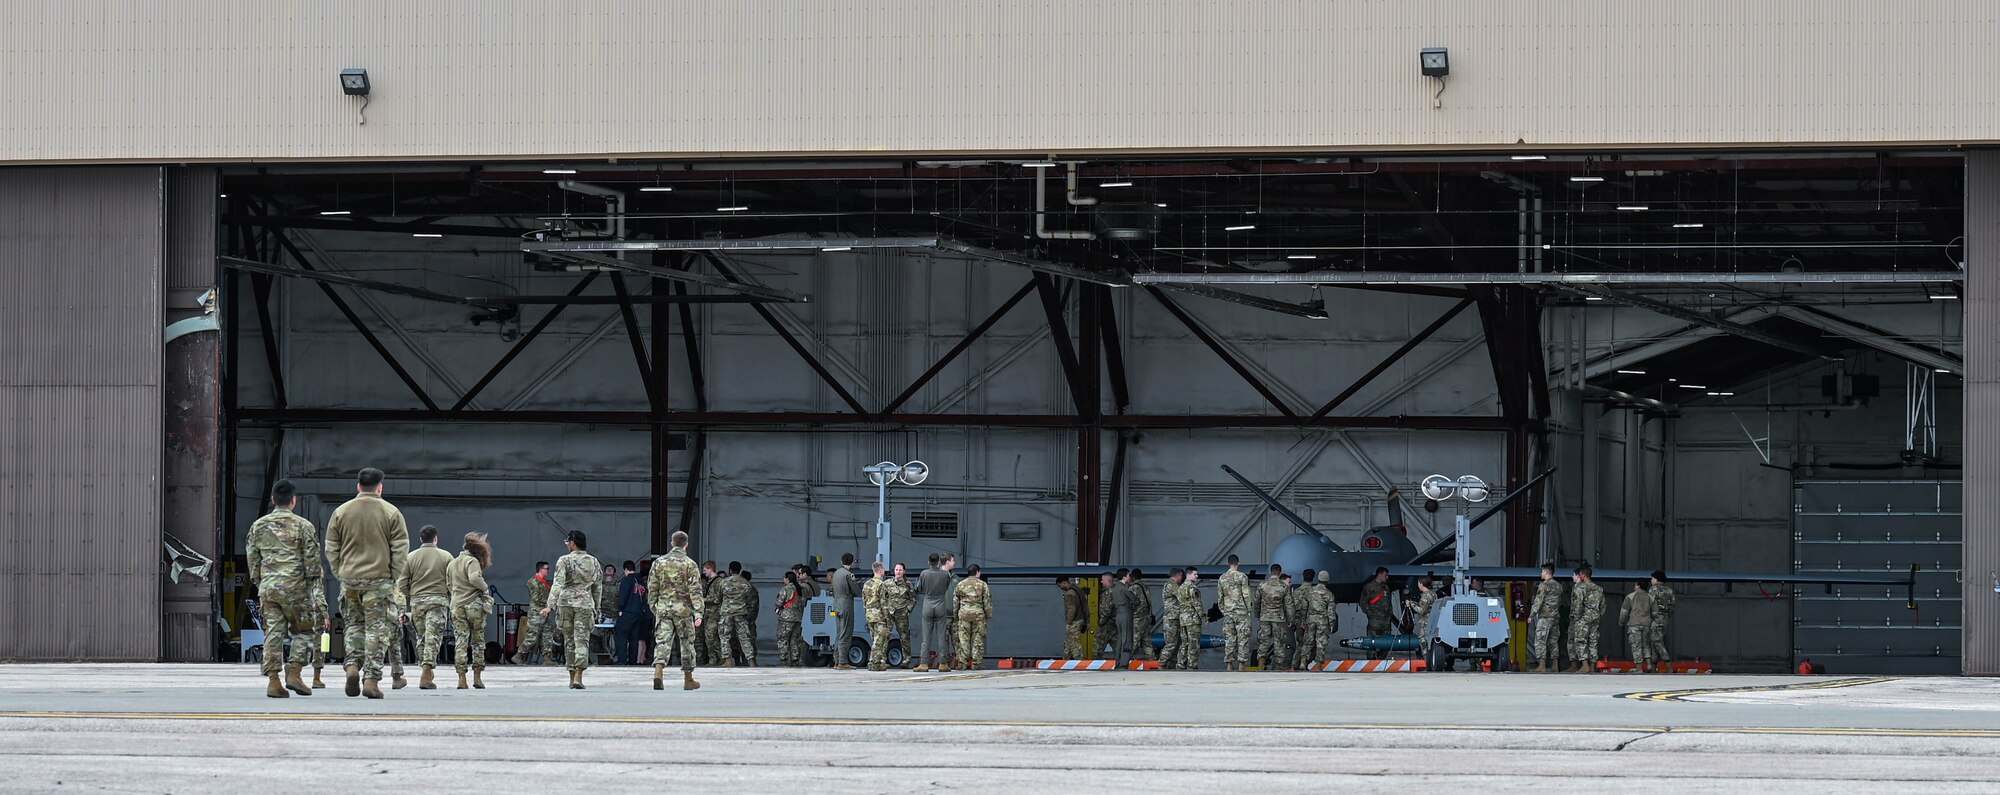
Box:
1794, 480, 1960, 675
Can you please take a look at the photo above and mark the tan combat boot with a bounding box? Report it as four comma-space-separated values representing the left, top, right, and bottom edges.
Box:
392, 673, 409, 690
653, 664, 666, 691
311, 665, 326, 689
456, 671, 468, 690
574, 669, 586, 690
420, 665, 436, 690
684, 671, 700, 691
266, 671, 288, 699
284, 664, 312, 696
472, 669, 486, 689
345, 664, 362, 697
361, 678, 384, 699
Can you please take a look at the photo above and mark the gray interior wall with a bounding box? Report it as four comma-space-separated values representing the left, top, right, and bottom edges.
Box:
0, 167, 165, 661
231, 235, 1506, 657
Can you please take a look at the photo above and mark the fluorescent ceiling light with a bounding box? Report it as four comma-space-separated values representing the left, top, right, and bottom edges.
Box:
411, 233, 443, 238
1617, 205, 1650, 211
1570, 176, 1605, 183
1705, 391, 1734, 396
218, 193, 228, 198
1099, 181, 1133, 188
1615, 369, 1646, 375
1667, 378, 1678, 382
1930, 294, 1959, 300
319, 210, 351, 216
1936, 368, 1953, 373
1510, 155, 1547, 161
640, 186, 674, 192
1677, 384, 1708, 390
1287, 255, 1316, 260
716, 206, 750, 212
543, 169, 577, 175
1224, 225, 1256, 232
1154, 203, 1169, 208
1673, 223, 1704, 228
1023, 160, 1057, 168
1584, 296, 1605, 301
821, 246, 853, 252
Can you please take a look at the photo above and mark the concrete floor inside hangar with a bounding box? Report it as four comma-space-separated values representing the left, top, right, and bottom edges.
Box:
0, 664, 1995, 791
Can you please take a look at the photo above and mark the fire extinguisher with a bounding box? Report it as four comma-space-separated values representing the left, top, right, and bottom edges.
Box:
503, 604, 524, 658
1509, 581, 1531, 622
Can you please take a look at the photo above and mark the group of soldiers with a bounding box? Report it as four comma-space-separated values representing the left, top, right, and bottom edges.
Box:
821, 552, 994, 672
1527, 563, 1677, 673
246, 470, 497, 699
1079, 557, 1342, 671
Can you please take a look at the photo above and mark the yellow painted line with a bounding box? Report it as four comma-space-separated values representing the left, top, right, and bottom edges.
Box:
0, 711, 1994, 738
1618, 676, 1899, 703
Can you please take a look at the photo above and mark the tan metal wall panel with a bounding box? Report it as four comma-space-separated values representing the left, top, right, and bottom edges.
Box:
0, 167, 163, 661
2, 1, 1998, 164
1966, 152, 2000, 676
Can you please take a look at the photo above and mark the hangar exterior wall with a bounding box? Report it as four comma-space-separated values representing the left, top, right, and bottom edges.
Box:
5, 1, 2000, 164
0, 168, 164, 660
1967, 152, 2000, 676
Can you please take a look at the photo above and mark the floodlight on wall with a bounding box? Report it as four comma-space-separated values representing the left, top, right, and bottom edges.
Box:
1420, 47, 1449, 108
340, 68, 371, 125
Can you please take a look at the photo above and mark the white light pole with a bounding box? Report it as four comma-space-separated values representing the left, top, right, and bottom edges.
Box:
1419, 474, 1489, 598
863, 461, 929, 565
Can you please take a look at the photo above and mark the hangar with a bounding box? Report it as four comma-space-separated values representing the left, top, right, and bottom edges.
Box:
0, 2, 1991, 677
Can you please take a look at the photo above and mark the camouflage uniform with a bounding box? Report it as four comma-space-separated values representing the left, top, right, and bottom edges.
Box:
385, 583, 407, 681
702, 572, 726, 664
1158, 579, 1182, 668
776, 580, 804, 666
1568, 581, 1605, 667
1647, 583, 1676, 664
888, 576, 915, 665
1254, 577, 1292, 669
1619, 588, 1657, 670
548, 550, 604, 671
1406, 588, 1439, 640
446, 551, 492, 675
953, 576, 992, 668
246, 506, 323, 676
1296, 581, 1334, 669
400, 540, 453, 670
863, 575, 892, 669
1095, 581, 1118, 657
1528, 578, 1565, 667
1131, 580, 1156, 660
600, 572, 620, 620
520, 573, 555, 660
648, 547, 704, 673
1360, 579, 1394, 659
719, 573, 755, 665
1175, 579, 1203, 669
1217, 569, 1252, 667
1061, 585, 1085, 659
325, 493, 409, 683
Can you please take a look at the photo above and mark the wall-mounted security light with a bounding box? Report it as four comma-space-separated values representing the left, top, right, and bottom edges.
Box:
1420, 47, 1450, 109
339, 69, 371, 96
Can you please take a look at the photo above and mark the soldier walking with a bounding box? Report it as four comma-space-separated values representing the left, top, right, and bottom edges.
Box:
1647, 571, 1676, 671
1619, 580, 1656, 673
916, 553, 953, 671
719, 561, 755, 666
542, 531, 603, 689
863, 561, 892, 671
1360, 567, 1394, 659
649, 531, 703, 691
514, 561, 555, 665
830, 553, 859, 669
1057, 576, 1085, 659
953, 565, 992, 669
246, 479, 322, 699
447, 532, 493, 689
399, 525, 454, 689
1567, 566, 1605, 673
1528, 562, 1565, 672
1218, 556, 1252, 671
325, 468, 410, 700
776, 570, 804, 666
1158, 569, 1184, 669
888, 564, 916, 667
1255, 565, 1292, 670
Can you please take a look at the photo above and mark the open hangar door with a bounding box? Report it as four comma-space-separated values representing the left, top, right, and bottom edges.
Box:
211, 152, 1959, 663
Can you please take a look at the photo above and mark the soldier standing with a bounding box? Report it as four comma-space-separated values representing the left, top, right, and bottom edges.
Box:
1255, 564, 1292, 670
541, 531, 604, 689
718, 561, 753, 667
399, 525, 454, 689
1295, 569, 1333, 669
775, 570, 804, 666
1158, 569, 1184, 669
916, 553, 953, 671
1177, 567, 1204, 669
1217, 556, 1252, 672
1528, 562, 1565, 672
324, 468, 409, 700
1130, 570, 1155, 661
743, 570, 763, 650
1405, 576, 1438, 639
829, 553, 860, 669
1567, 566, 1605, 673
1620, 580, 1656, 674
246, 479, 322, 699
1057, 576, 1085, 659
888, 564, 915, 667
446, 532, 493, 689
514, 561, 554, 665
648, 531, 703, 691
863, 561, 892, 671
600, 564, 620, 621
1095, 571, 1119, 659
944, 555, 964, 669
1360, 567, 1395, 659
1111, 569, 1138, 666
700, 561, 725, 665
1647, 571, 1676, 671
953, 565, 992, 669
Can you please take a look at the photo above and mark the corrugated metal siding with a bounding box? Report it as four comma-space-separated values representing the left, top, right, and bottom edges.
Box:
0, 167, 163, 661
2, 1, 1999, 164
162, 167, 219, 662
1966, 152, 2000, 676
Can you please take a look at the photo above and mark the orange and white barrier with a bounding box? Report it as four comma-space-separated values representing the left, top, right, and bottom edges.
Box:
1303, 659, 1427, 672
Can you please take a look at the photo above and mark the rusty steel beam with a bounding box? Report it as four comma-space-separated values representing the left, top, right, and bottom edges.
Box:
271, 232, 439, 411
704, 255, 870, 416
1307, 297, 1475, 422
449, 274, 600, 413
610, 273, 660, 413
879, 279, 1037, 416
1145, 287, 1300, 420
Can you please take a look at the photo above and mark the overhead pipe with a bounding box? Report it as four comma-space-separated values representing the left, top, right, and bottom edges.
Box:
557, 180, 627, 243
1035, 162, 1096, 240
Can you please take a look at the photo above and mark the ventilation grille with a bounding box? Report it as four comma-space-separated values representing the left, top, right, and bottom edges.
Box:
810, 602, 828, 623
999, 521, 1041, 541
911, 511, 960, 539
1451, 602, 1480, 626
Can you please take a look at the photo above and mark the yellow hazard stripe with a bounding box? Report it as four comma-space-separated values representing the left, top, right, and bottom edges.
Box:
1617, 676, 1899, 703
